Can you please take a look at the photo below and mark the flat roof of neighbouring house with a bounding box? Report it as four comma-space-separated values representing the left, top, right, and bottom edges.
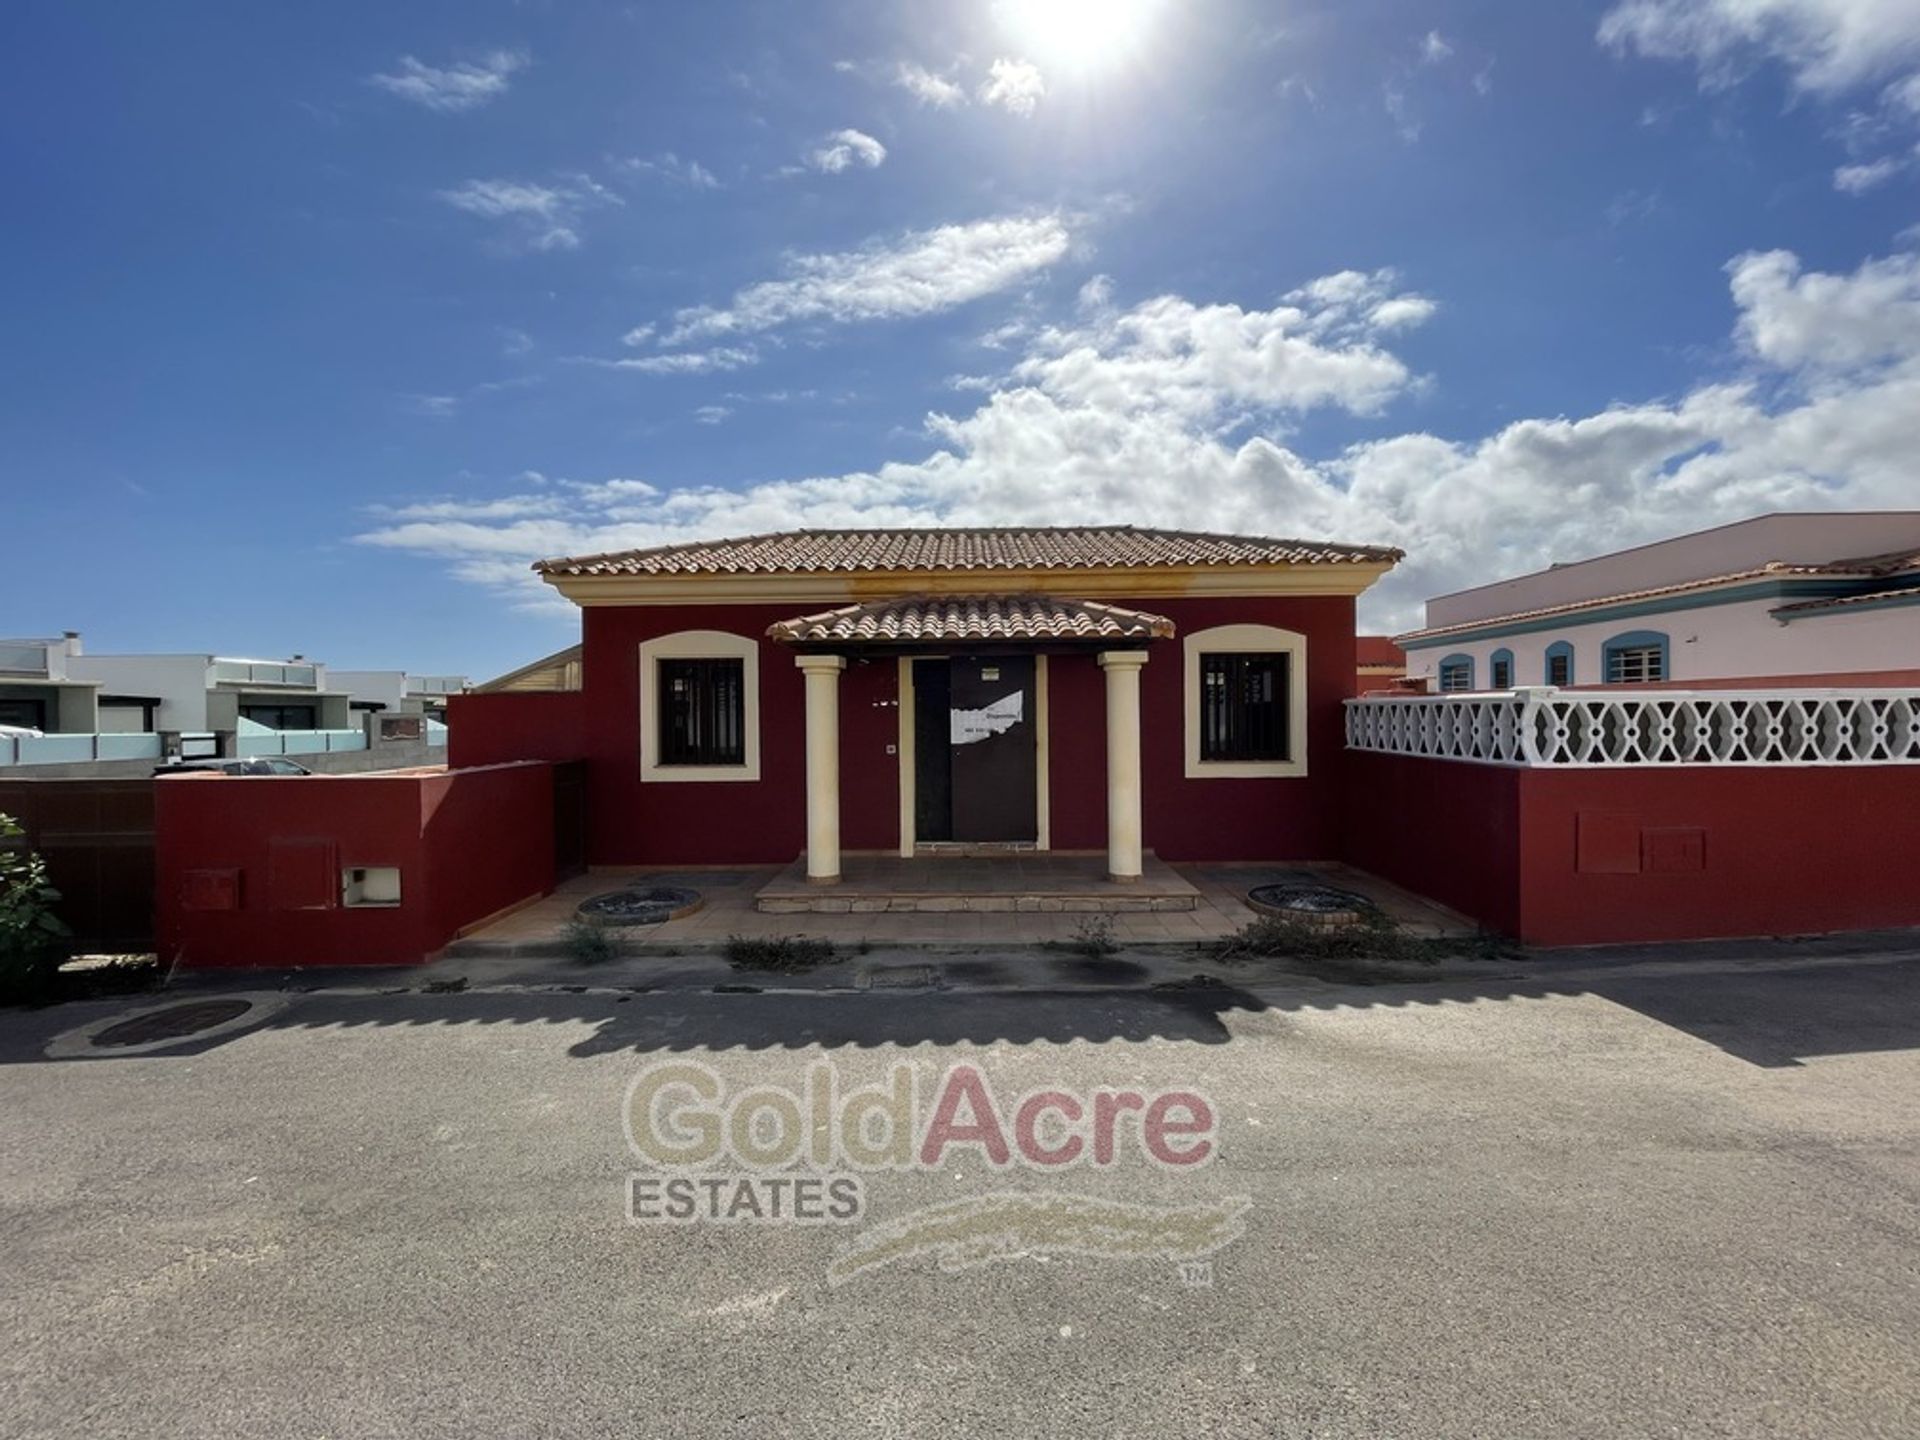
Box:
532, 525, 1403, 577
766, 594, 1177, 646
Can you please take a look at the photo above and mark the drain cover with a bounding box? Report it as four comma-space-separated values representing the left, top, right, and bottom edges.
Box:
576, 885, 702, 926
1247, 883, 1377, 917
91, 999, 254, 1049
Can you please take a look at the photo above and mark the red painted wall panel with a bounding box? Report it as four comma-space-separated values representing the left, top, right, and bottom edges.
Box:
156, 763, 556, 969
448, 692, 587, 769
1046, 653, 1108, 851
1341, 751, 1525, 937
1516, 766, 1920, 946
1342, 752, 1920, 946
839, 657, 901, 852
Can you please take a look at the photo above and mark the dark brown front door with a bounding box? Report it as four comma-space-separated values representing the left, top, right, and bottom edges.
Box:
946, 656, 1036, 843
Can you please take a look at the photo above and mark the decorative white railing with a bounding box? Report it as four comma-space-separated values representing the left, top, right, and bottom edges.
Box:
1345, 687, 1920, 767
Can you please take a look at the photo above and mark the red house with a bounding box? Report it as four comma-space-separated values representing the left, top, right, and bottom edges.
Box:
472, 526, 1402, 883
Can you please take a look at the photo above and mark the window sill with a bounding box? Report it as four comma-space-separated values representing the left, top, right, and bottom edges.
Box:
1183, 758, 1308, 780
641, 763, 760, 784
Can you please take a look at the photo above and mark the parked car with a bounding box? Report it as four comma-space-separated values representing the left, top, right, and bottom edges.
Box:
152, 757, 314, 777
0, 723, 45, 739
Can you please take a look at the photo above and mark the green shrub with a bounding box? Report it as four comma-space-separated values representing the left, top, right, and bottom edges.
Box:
561, 917, 620, 964
725, 934, 834, 972
0, 815, 71, 1005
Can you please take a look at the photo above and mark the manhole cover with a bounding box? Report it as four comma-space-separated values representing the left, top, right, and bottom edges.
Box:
1247, 883, 1378, 918
576, 885, 702, 926
91, 999, 255, 1049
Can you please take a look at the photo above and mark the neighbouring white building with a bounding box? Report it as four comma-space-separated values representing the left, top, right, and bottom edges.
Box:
1396, 512, 1920, 692
329, 670, 469, 720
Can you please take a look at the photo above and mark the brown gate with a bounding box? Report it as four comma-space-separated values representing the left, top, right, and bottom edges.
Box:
0, 779, 155, 950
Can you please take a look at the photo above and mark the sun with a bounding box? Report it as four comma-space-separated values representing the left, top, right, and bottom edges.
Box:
993, 0, 1165, 76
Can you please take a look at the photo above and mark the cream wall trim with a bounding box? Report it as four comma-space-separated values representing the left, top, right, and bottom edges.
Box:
544, 562, 1394, 608
638, 629, 761, 783
896, 656, 916, 857
1183, 623, 1309, 779
1035, 654, 1051, 851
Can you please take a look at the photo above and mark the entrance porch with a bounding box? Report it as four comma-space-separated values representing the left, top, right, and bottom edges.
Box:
772, 594, 1174, 884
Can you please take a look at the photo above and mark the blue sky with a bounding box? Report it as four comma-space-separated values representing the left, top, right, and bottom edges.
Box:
4, 0, 1919, 678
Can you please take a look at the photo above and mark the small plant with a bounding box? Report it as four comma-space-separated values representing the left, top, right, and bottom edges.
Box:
561, 917, 620, 964
0, 814, 70, 1006
1210, 910, 1520, 977
724, 934, 835, 973
1066, 914, 1119, 958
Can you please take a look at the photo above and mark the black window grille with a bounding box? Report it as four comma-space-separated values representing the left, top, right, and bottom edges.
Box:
1491, 657, 1512, 690
1199, 653, 1288, 762
1547, 652, 1571, 686
658, 658, 746, 766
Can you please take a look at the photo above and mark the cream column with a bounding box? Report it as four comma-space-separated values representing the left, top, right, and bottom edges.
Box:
1098, 650, 1149, 882
796, 654, 846, 883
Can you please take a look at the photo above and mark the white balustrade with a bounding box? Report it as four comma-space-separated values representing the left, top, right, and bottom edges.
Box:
1345, 686, 1920, 767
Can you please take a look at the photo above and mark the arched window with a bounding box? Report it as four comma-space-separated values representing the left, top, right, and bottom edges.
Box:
1544, 641, 1574, 687
1436, 654, 1475, 693
1601, 631, 1669, 685
1489, 648, 1514, 690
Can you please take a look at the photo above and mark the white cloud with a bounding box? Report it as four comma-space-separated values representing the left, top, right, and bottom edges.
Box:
894, 62, 969, 107
807, 128, 888, 173
1833, 154, 1905, 190
1598, 0, 1920, 94
401, 394, 460, 419
619, 152, 721, 189
979, 58, 1046, 116
438, 175, 618, 253
369, 51, 524, 113
1421, 30, 1455, 64
1727, 246, 1920, 369
361, 245, 1920, 627
593, 345, 762, 375
650, 213, 1075, 347
693, 404, 733, 425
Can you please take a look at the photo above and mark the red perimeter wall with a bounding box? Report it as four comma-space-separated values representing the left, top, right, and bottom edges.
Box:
451, 595, 1358, 866
155, 762, 555, 968
1345, 752, 1920, 946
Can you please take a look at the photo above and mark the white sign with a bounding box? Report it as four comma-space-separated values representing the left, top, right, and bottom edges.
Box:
951, 692, 1024, 746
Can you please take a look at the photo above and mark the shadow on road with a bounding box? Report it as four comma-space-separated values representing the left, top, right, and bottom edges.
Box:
7, 946, 1920, 1070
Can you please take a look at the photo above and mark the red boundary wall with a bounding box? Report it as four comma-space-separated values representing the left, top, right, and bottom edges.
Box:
1345, 752, 1920, 946
155, 762, 556, 968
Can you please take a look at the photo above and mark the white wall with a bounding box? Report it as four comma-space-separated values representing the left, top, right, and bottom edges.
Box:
329, 670, 408, 710
1406, 594, 1919, 689
65, 655, 212, 729
1426, 513, 1920, 630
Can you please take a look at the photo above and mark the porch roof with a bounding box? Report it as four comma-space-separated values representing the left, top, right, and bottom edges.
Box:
765, 594, 1176, 647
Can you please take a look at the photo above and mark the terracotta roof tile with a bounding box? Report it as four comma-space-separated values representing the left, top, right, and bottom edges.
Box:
766, 595, 1176, 645
534, 525, 1401, 576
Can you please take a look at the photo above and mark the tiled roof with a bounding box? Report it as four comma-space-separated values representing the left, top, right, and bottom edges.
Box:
534, 525, 1401, 576
1396, 548, 1920, 645
766, 595, 1176, 645
1356, 635, 1405, 667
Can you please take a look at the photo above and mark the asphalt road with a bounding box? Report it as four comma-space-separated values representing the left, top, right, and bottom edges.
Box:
3, 958, 1919, 1438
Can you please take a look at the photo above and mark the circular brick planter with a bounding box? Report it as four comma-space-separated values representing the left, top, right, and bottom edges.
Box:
1246, 883, 1379, 930
575, 885, 704, 927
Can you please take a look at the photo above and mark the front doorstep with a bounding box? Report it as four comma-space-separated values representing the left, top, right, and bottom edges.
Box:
754, 850, 1200, 914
